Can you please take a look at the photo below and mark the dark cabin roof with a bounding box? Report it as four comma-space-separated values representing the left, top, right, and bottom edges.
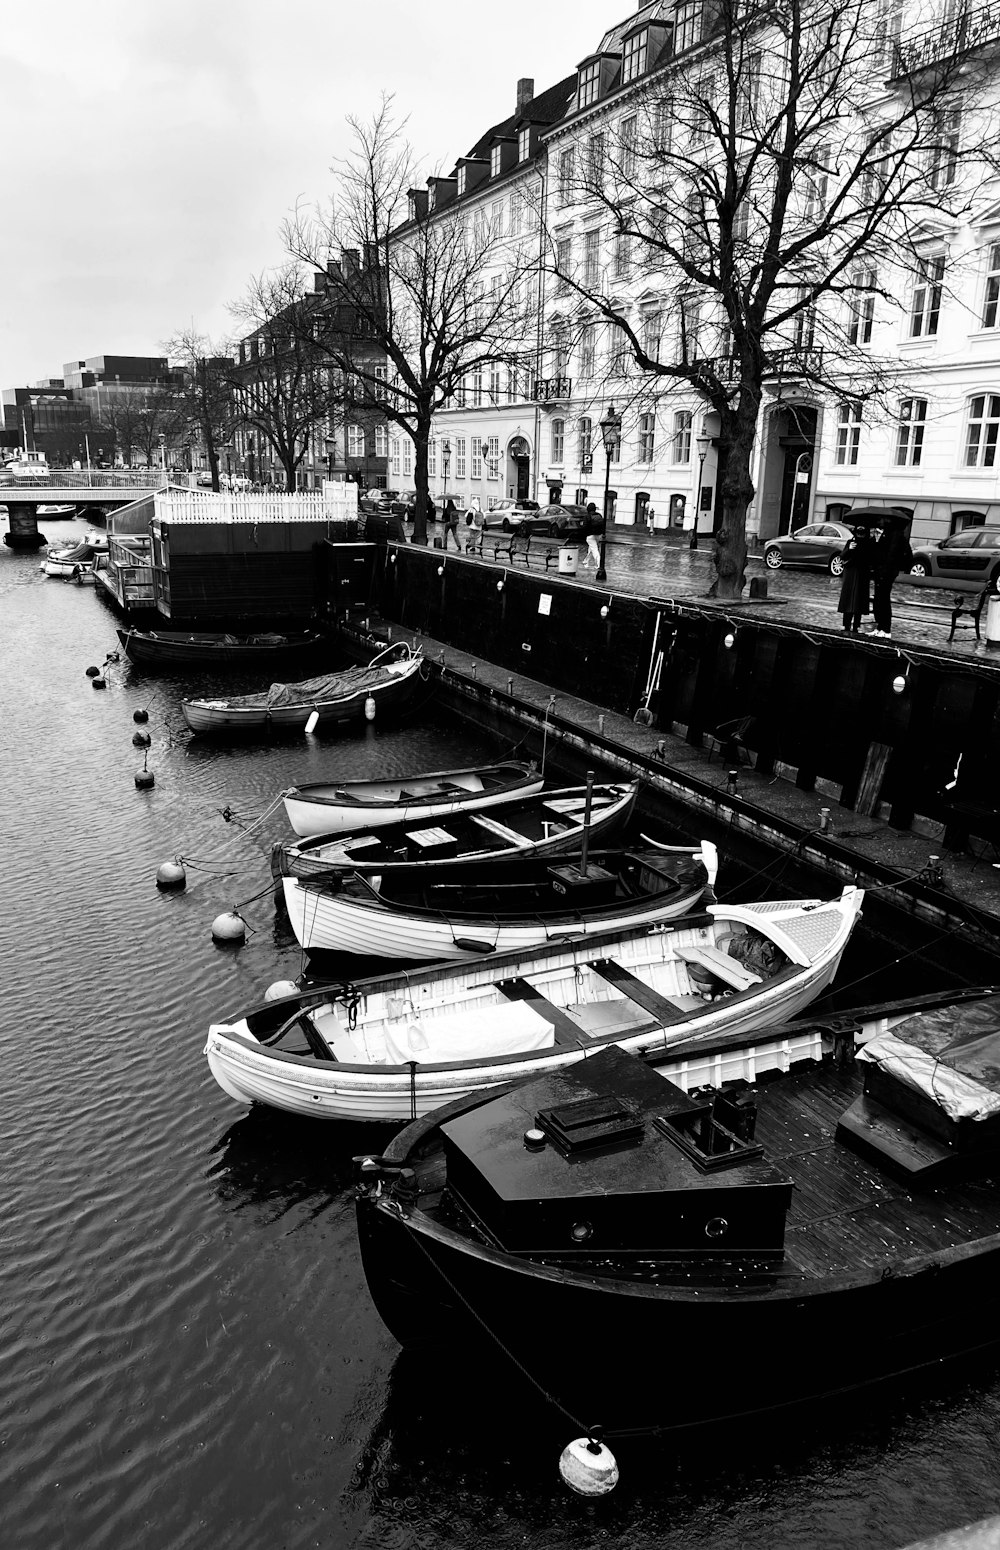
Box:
462, 73, 578, 163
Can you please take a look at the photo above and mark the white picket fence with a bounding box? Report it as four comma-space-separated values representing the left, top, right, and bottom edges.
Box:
154, 487, 358, 525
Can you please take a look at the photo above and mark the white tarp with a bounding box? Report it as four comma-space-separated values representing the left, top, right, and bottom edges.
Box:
383, 1001, 554, 1065
858, 1031, 1000, 1123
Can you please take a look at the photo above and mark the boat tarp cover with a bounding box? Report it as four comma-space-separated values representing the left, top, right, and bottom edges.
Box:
381, 1000, 555, 1065
223, 661, 409, 711
859, 1031, 1000, 1122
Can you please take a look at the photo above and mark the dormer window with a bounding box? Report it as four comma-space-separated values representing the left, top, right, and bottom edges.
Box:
578, 60, 600, 109
519, 126, 532, 161
457, 166, 467, 196
674, 1, 703, 54
491, 145, 503, 177
622, 29, 648, 82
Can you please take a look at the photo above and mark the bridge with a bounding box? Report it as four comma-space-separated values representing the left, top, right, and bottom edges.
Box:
1, 470, 169, 549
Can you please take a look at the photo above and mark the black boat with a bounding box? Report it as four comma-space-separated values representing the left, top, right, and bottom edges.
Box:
356, 990, 1000, 1438
117, 627, 328, 671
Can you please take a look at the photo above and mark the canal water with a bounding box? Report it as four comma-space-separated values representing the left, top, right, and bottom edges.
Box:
3, 519, 1000, 1550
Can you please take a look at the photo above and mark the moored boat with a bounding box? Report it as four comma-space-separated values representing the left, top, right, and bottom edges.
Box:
280, 841, 716, 961
118, 627, 328, 671
180, 643, 424, 735
204, 886, 864, 1124
40, 540, 99, 577
354, 987, 1000, 1437
282, 759, 545, 838
274, 780, 640, 888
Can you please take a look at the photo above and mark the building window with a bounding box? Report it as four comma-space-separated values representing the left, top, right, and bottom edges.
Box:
491, 146, 503, 178
983, 243, 1000, 328
804, 145, 830, 221
455, 437, 466, 479
374, 425, 388, 458
471, 437, 483, 478
472, 367, 484, 408
672, 410, 692, 464
620, 116, 637, 180
653, 97, 673, 156
587, 133, 605, 191
793, 293, 816, 351
578, 61, 600, 109
579, 323, 596, 378
614, 227, 631, 279
674, 1, 702, 52
518, 126, 531, 161
551, 419, 565, 463
550, 322, 570, 376
848, 266, 876, 345
582, 229, 601, 288
390, 438, 401, 477
489, 362, 502, 403
910, 255, 944, 337
559, 148, 575, 205
835, 400, 863, 466
486, 435, 501, 480
895, 398, 927, 467
579, 417, 593, 468
641, 309, 662, 358
965, 394, 1000, 468
509, 191, 522, 235
622, 29, 648, 83
402, 440, 412, 477
927, 109, 961, 191
556, 236, 573, 291
428, 439, 437, 477
347, 425, 365, 458
638, 411, 656, 462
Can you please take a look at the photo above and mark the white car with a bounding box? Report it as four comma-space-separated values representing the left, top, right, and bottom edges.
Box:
481, 499, 541, 532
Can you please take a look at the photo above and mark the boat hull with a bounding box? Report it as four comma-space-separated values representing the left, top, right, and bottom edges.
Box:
180, 655, 423, 735
117, 628, 327, 670
283, 762, 544, 838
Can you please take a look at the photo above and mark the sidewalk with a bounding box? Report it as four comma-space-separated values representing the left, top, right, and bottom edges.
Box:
421, 518, 999, 667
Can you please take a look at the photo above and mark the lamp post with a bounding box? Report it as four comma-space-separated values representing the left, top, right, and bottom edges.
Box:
688, 433, 712, 550
441, 437, 451, 518
325, 435, 336, 483
596, 404, 621, 583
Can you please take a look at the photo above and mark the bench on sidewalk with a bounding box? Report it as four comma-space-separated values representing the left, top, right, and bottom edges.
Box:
894, 578, 990, 642
483, 529, 563, 569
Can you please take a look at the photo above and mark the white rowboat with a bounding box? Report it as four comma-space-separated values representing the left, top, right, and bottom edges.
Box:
283, 759, 545, 838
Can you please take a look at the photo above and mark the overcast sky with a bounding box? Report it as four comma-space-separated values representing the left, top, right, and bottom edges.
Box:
0, 0, 616, 387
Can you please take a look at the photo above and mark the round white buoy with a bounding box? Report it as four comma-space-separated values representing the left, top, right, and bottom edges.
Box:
132, 730, 151, 747
558, 1436, 619, 1497
305, 709, 320, 735
211, 911, 245, 944
156, 860, 187, 891
264, 979, 299, 1002
85, 665, 101, 678
134, 769, 155, 789
133, 709, 149, 725
364, 695, 376, 722
92, 676, 106, 690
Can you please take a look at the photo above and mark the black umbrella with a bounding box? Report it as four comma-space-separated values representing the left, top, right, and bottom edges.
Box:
844, 506, 911, 526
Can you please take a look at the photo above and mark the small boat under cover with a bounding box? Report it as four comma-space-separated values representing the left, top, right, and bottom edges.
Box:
204, 887, 864, 1124
41, 540, 99, 577
282, 759, 545, 838
180, 643, 424, 735
355, 987, 1000, 1436
118, 627, 328, 671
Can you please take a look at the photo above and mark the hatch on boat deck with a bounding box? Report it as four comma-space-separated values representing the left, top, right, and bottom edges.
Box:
441, 1046, 793, 1259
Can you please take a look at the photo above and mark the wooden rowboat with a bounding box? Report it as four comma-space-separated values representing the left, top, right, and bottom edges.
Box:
117, 627, 328, 671
282, 759, 544, 838
204, 887, 865, 1125
180, 643, 424, 736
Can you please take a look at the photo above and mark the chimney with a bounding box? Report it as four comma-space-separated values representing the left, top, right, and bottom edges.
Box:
516, 77, 534, 115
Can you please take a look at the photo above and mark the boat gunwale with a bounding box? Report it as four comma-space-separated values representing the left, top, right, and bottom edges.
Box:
284, 760, 541, 808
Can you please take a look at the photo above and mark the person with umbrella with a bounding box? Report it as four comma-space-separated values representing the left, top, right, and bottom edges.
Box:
837, 524, 874, 633
868, 511, 914, 638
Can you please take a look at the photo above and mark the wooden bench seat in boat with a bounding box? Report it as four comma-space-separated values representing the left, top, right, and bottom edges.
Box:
675, 943, 762, 992
496, 977, 597, 1046
587, 958, 698, 1023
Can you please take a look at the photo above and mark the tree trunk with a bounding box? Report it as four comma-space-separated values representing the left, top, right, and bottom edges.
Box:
411, 421, 431, 546
709, 392, 760, 600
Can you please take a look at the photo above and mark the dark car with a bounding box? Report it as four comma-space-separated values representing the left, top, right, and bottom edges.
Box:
518, 503, 596, 538
908, 526, 1000, 584
480, 498, 541, 532
763, 522, 857, 575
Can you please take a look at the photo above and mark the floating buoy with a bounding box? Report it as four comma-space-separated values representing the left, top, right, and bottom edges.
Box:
135, 769, 155, 790
558, 1434, 619, 1497
132, 730, 151, 748
305, 710, 320, 735
156, 860, 187, 891
364, 695, 376, 722
264, 979, 299, 1002
92, 676, 106, 690
85, 665, 101, 678
212, 911, 246, 944
133, 709, 149, 725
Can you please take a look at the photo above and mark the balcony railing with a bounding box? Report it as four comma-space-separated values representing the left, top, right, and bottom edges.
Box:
689, 348, 824, 384
891, 2, 1000, 78
534, 377, 573, 401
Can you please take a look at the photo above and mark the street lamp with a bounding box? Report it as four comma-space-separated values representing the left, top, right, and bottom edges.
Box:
596, 404, 622, 583
325, 435, 336, 483
688, 433, 712, 550
441, 437, 451, 517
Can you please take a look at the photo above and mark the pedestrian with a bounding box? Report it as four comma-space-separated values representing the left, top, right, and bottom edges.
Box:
837, 528, 872, 634
646, 503, 656, 532
464, 496, 485, 553
443, 497, 462, 551
582, 502, 602, 569
869, 517, 914, 639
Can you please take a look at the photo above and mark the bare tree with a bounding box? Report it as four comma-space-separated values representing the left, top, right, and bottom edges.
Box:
164, 329, 234, 492
285, 97, 538, 544
543, 0, 995, 597
130, 388, 186, 469
227, 265, 342, 492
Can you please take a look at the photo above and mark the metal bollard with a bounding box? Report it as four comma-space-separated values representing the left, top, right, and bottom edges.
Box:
726, 768, 739, 796
819, 808, 831, 833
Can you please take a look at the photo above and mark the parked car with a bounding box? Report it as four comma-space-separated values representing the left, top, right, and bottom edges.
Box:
763, 522, 857, 575
908, 526, 1000, 585
516, 503, 596, 539
481, 499, 541, 532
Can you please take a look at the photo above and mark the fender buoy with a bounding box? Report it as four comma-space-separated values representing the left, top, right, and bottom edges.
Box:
135, 769, 155, 790
212, 911, 245, 944
92, 676, 106, 690
558, 1435, 619, 1496
132, 731, 151, 748
133, 709, 149, 725
264, 979, 299, 1002
156, 860, 187, 891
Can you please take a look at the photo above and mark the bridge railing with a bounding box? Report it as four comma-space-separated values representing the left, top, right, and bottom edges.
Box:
0, 470, 168, 490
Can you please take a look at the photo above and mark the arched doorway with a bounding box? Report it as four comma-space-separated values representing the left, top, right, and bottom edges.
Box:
506, 435, 531, 502
757, 403, 818, 540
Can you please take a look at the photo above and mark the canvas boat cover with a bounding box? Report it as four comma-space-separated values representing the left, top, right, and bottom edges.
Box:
859, 1030, 1000, 1123
221, 659, 413, 711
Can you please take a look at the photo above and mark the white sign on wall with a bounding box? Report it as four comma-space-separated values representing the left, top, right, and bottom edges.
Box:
538, 594, 552, 616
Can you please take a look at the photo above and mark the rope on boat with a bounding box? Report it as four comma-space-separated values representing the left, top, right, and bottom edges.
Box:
218, 789, 289, 837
